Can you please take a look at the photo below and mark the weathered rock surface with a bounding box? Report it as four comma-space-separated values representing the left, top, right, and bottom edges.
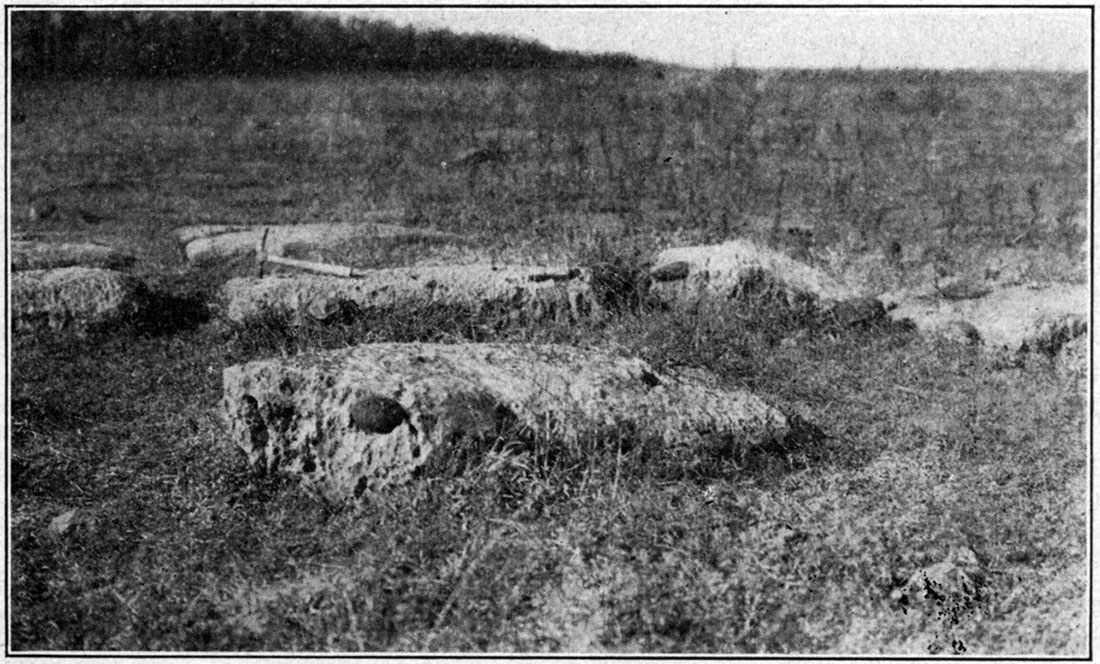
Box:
888, 283, 1088, 353
172, 223, 250, 245
11, 240, 135, 272
178, 215, 446, 263
12, 267, 143, 334
222, 343, 793, 500
218, 265, 595, 324
650, 239, 855, 305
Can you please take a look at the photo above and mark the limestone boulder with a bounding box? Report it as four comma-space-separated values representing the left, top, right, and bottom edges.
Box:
222, 343, 793, 501
11, 240, 135, 272
12, 267, 144, 335
177, 215, 447, 263
888, 283, 1088, 353
217, 265, 595, 325
650, 239, 855, 305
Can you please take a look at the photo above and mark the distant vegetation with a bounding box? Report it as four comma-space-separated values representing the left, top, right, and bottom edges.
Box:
10, 10, 640, 80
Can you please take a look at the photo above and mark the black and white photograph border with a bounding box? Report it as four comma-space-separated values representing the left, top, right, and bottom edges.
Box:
4, 0, 1094, 657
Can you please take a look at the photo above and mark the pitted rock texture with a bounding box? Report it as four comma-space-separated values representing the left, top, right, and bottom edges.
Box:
178, 216, 443, 262
888, 283, 1088, 353
650, 239, 855, 305
12, 267, 143, 334
11, 240, 135, 272
222, 343, 792, 501
218, 265, 595, 324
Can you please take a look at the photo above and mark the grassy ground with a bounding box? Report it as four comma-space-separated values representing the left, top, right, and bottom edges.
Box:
8, 68, 1090, 654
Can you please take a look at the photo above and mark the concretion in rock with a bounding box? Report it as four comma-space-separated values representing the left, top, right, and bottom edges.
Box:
12, 267, 143, 334
218, 265, 595, 325
178, 216, 443, 262
11, 240, 135, 272
222, 343, 793, 501
650, 239, 855, 305
888, 283, 1088, 353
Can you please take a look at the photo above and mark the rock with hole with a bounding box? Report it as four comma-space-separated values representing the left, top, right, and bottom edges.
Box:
649, 239, 856, 306
222, 342, 795, 501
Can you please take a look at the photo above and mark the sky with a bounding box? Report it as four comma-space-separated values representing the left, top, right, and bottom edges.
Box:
358, 7, 1091, 71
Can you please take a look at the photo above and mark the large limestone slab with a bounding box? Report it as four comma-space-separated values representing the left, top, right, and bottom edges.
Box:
12, 267, 143, 335
888, 283, 1088, 353
218, 265, 595, 324
650, 239, 855, 305
11, 240, 135, 272
222, 343, 792, 500
178, 216, 449, 263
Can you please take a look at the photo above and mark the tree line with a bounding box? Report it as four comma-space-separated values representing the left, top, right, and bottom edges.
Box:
11, 10, 640, 80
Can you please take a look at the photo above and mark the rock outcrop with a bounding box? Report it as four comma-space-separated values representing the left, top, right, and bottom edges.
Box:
222, 343, 793, 500
176, 215, 448, 263
12, 267, 144, 335
887, 283, 1088, 353
218, 265, 595, 325
11, 240, 135, 272
649, 239, 855, 305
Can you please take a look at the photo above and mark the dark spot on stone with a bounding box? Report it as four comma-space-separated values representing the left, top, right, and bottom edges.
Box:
302, 457, 316, 473
350, 395, 409, 435
528, 269, 579, 283
640, 370, 661, 388
264, 401, 296, 434
411, 445, 421, 459
650, 261, 691, 282
240, 395, 268, 451
278, 378, 295, 396
354, 476, 370, 499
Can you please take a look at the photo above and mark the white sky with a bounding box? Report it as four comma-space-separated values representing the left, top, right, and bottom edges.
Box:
356, 7, 1091, 71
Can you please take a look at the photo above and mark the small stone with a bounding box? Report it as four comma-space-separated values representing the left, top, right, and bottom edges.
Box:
305, 297, 341, 321
48, 509, 79, 536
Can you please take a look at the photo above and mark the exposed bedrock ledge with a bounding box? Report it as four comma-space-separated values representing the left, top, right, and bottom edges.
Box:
222, 343, 796, 501
217, 265, 596, 325
12, 267, 144, 335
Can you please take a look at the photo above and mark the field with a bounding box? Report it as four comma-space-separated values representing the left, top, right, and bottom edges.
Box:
8, 66, 1090, 654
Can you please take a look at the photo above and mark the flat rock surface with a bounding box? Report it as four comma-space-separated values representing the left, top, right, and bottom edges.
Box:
888, 282, 1088, 352
11, 240, 135, 272
178, 215, 447, 262
650, 239, 855, 304
218, 265, 595, 324
222, 343, 792, 500
12, 267, 143, 335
